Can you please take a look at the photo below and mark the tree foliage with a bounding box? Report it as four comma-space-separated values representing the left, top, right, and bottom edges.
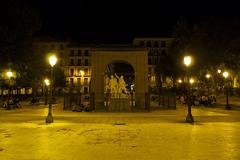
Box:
172, 16, 240, 73
172, 16, 240, 91
0, 0, 42, 88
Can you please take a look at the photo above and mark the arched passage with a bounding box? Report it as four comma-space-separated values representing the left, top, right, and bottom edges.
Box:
90, 47, 148, 111
105, 61, 135, 92
103, 61, 135, 111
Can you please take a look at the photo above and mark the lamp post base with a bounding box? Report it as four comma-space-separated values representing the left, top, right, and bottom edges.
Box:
46, 112, 54, 123
225, 105, 231, 110
186, 113, 194, 123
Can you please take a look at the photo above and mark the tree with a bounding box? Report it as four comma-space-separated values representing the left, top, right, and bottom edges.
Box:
172, 16, 240, 92
0, 0, 42, 90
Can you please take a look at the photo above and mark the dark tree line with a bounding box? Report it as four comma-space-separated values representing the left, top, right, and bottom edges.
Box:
0, 0, 65, 93
156, 16, 240, 97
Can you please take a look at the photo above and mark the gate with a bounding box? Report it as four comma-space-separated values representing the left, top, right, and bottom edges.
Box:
63, 87, 82, 110
150, 88, 176, 109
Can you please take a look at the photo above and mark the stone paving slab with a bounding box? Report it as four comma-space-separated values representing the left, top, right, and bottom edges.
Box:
0, 103, 240, 160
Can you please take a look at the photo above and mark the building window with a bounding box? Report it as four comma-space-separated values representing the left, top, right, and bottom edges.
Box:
148, 58, 153, 65
77, 78, 81, 85
154, 41, 159, 47
77, 59, 81, 66
59, 52, 63, 57
84, 59, 89, 66
70, 59, 74, 66
84, 78, 88, 84
84, 50, 89, 56
78, 50, 81, 56
151, 76, 156, 83
140, 41, 144, 46
84, 87, 88, 94
70, 50, 74, 56
148, 50, 153, 56
60, 60, 63, 66
161, 41, 166, 47
147, 41, 151, 47
162, 49, 166, 55
70, 69, 74, 76
84, 68, 88, 75
70, 78, 74, 85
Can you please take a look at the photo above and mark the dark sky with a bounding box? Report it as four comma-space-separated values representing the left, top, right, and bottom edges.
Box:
28, 0, 238, 42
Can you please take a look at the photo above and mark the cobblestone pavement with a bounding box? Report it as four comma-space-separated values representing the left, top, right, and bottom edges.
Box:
0, 102, 240, 160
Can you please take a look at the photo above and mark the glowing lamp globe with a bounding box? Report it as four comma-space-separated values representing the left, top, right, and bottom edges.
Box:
184, 56, 192, 67
49, 55, 57, 67
223, 71, 229, 79
7, 71, 13, 78
206, 74, 211, 79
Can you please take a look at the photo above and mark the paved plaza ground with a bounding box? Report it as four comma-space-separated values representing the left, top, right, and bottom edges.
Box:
0, 97, 240, 160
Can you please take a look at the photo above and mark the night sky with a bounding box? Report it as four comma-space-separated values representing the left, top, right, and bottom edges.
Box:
27, 0, 238, 42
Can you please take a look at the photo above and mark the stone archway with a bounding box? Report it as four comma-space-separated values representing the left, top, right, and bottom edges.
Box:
105, 60, 135, 91
90, 47, 148, 111
104, 61, 135, 111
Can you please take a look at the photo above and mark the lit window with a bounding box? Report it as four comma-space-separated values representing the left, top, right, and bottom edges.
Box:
70, 78, 74, 85
77, 78, 80, 84
84, 68, 88, 75
84, 78, 88, 84
70, 69, 74, 76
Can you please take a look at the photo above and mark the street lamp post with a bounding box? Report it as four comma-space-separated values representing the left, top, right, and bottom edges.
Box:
206, 74, 211, 97
46, 55, 57, 124
44, 79, 50, 105
217, 69, 222, 94
79, 70, 84, 106
223, 71, 231, 110
6, 71, 13, 109
184, 56, 194, 123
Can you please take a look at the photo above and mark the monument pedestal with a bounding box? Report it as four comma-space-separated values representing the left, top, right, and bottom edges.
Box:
108, 98, 131, 112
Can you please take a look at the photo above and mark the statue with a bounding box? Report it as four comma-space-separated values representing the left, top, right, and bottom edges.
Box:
105, 74, 129, 98
104, 75, 110, 93
117, 75, 128, 95
109, 74, 118, 97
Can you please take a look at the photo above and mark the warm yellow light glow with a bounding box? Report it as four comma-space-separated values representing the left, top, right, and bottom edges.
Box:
217, 69, 221, 74
189, 78, 194, 84
44, 79, 50, 86
206, 74, 211, 79
223, 71, 229, 78
49, 55, 57, 67
178, 79, 182, 83
183, 56, 192, 66
80, 70, 84, 76
6, 71, 13, 78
